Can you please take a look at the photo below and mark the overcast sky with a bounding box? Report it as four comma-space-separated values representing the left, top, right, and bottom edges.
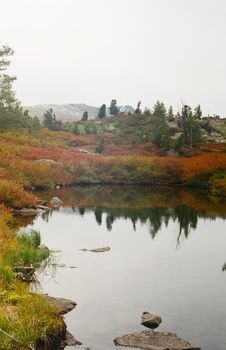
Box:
1, 0, 226, 115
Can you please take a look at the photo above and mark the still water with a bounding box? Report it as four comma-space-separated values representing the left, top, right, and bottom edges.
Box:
22, 186, 226, 350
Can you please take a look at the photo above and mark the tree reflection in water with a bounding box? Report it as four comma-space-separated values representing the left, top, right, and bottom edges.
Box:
14, 185, 226, 268
89, 205, 199, 243
14, 185, 226, 249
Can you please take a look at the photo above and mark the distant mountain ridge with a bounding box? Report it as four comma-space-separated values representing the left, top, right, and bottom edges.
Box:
24, 103, 135, 121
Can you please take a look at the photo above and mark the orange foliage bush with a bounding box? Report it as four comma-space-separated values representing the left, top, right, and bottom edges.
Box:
0, 180, 36, 209
180, 153, 226, 182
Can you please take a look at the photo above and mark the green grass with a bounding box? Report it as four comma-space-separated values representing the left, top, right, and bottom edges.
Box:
0, 264, 14, 285
0, 288, 64, 350
8, 229, 50, 268
19, 229, 41, 248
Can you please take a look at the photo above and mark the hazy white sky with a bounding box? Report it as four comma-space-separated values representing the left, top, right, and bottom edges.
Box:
1, 0, 226, 115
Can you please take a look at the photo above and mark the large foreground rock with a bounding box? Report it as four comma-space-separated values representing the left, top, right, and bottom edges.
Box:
141, 312, 162, 329
114, 330, 200, 350
45, 296, 77, 315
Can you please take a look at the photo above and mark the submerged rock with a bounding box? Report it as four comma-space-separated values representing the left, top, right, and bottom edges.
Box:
63, 331, 82, 346
141, 312, 162, 329
114, 330, 200, 350
50, 196, 64, 207
45, 296, 77, 315
79, 247, 110, 253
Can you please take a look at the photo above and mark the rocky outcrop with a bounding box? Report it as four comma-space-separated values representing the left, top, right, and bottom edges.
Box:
141, 312, 162, 329
44, 296, 77, 315
114, 330, 200, 350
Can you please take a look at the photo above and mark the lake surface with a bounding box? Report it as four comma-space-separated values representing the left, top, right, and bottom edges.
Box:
20, 186, 226, 350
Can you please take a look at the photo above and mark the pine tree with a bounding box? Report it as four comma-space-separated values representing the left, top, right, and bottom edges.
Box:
109, 99, 119, 116
167, 105, 175, 121
43, 108, 62, 130
0, 44, 19, 109
43, 108, 54, 129
81, 111, 88, 121
152, 101, 167, 121
194, 104, 202, 119
180, 105, 201, 148
135, 101, 142, 115
98, 104, 106, 119
0, 44, 31, 130
151, 101, 170, 147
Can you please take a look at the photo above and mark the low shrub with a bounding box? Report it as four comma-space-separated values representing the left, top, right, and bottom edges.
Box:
0, 180, 36, 209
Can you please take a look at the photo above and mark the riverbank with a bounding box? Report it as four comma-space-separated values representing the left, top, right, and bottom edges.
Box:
0, 205, 69, 350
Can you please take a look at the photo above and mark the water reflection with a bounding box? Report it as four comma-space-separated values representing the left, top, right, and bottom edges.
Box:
38, 204, 202, 245
13, 185, 226, 255
14, 186, 226, 350
30, 185, 226, 246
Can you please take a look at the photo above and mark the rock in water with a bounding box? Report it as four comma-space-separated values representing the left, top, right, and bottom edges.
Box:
79, 247, 110, 253
45, 296, 77, 315
63, 331, 82, 346
14, 208, 46, 215
141, 312, 162, 329
50, 196, 63, 207
114, 330, 200, 350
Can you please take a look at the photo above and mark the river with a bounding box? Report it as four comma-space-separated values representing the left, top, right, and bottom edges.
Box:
17, 186, 226, 350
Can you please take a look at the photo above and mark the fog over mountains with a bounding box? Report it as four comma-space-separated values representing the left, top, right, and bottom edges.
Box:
25, 103, 135, 121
